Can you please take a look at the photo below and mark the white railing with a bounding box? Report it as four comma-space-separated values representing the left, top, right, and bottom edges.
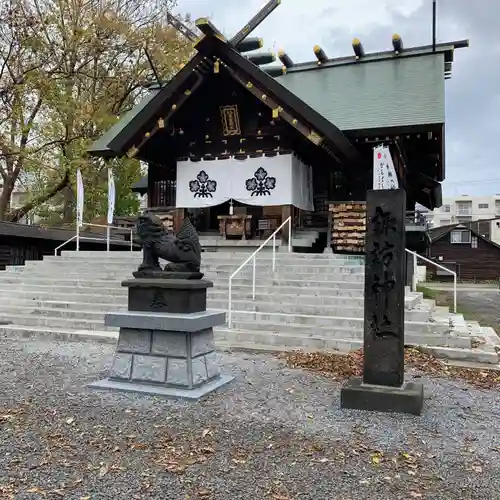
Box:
54, 222, 134, 256
228, 216, 292, 328
406, 248, 457, 313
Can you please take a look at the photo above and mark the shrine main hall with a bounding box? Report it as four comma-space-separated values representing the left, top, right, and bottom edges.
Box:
89, 16, 467, 252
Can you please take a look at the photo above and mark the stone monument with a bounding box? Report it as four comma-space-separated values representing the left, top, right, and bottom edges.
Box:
89, 214, 233, 400
340, 189, 424, 415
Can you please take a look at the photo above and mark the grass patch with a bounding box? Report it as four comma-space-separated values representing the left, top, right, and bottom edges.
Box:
417, 285, 453, 306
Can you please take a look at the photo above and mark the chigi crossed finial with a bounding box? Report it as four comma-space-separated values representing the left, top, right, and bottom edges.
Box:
195, 0, 281, 47
165, 1, 281, 70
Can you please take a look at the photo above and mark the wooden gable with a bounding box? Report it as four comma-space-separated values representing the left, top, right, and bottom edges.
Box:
88, 35, 360, 168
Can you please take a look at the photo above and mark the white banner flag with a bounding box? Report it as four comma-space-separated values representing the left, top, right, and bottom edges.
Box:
76, 168, 84, 227
373, 145, 399, 190
107, 168, 116, 225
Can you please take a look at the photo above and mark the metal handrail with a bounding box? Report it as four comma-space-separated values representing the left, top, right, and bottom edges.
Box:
54, 222, 134, 255
406, 248, 457, 313
54, 235, 77, 256
228, 216, 292, 328
81, 223, 134, 252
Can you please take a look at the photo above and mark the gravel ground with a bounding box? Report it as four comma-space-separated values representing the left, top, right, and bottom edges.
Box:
1, 338, 500, 500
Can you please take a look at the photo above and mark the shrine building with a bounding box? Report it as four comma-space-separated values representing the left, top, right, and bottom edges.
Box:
88, 16, 468, 253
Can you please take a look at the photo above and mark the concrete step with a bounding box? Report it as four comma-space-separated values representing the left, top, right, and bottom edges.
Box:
0, 289, 420, 311
0, 276, 366, 287
52, 251, 365, 262
0, 298, 128, 310
0, 269, 366, 281
0, 324, 472, 352
0, 300, 430, 322
214, 299, 429, 319
0, 287, 370, 306
0, 324, 118, 345
226, 314, 458, 337
0, 307, 446, 337
16, 261, 366, 272
0, 312, 115, 331
215, 327, 472, 350
0, 283, 365, 297
1, 324, 494, 364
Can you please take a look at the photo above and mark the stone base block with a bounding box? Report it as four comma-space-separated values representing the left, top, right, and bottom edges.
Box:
89, 374, 233, 401
340, 377, 424, 416
107, 349, 221, 388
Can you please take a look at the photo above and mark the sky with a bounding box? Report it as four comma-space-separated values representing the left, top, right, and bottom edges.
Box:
174, 0, 500, 197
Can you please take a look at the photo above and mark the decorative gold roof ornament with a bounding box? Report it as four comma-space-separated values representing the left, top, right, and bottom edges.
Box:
220, 105, 242, 136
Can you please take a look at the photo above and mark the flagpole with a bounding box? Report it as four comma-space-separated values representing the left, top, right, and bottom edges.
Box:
76, 169, 84, 252
107, 167, 115, 253
432, 0, 437, 52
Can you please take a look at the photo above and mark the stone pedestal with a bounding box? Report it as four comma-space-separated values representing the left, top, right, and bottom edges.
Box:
340, 378, 424, 416
340, 189, 424, 415
89, 279, 233, 400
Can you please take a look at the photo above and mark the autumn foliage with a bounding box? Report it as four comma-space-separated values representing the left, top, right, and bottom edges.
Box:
0, 0, 192, 223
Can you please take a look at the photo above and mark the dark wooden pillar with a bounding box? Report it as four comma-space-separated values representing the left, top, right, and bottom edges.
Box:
281, 205, 292, 245
147, 163, 157, 209
173, 208, 185, 233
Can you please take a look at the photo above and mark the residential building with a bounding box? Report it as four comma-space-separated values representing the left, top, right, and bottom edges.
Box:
0, 183, 37, 225
424, 195, 500, 227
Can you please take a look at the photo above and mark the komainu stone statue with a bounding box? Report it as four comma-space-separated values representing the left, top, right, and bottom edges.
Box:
133, 214, 202, 279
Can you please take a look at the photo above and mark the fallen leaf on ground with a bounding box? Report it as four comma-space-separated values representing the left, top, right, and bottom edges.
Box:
196, 488, 212, 498
27, 487, 45, 493
280, 348, 500, 389
98, 464, 109, 477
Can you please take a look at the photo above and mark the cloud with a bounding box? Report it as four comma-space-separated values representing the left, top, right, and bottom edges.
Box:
176, 0, 499, 195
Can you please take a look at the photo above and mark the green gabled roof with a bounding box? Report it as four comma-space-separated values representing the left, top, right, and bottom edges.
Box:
278, 40, 466, 76
88, 38, 467, 158
275, 41, 467, 131
276, 56, 445, 130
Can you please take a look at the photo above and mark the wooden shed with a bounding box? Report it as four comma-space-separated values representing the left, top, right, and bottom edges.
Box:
0, 222, 137, 270
427, 223, 500, 281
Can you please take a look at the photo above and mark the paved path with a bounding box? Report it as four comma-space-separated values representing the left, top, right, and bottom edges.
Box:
456, 290, 500, 331
420, 283, 500, 332
1, 338, 499, 499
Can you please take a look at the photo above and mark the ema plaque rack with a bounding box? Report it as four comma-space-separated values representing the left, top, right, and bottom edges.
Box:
330, 201, 367, 254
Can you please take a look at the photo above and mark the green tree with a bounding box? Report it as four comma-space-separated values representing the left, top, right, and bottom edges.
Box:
0, 0, 192, 224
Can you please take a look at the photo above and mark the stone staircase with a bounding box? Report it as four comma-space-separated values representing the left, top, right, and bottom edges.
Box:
0, 250, 498, 364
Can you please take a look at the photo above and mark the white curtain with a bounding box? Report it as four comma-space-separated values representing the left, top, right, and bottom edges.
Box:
291, 155, 314, 212
231, 155, 294, 207
175, 155, 314, 211
176, 159, 232, 208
